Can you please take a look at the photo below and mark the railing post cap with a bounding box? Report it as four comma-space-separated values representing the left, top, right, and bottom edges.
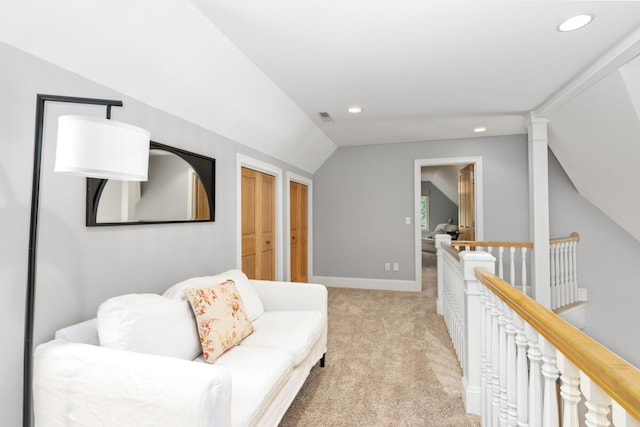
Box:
459, 250, 495, 262
460, 250, 496, 280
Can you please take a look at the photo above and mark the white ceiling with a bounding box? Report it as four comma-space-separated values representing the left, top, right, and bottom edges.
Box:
2, 1, 640, 172
192, 0, 640, 145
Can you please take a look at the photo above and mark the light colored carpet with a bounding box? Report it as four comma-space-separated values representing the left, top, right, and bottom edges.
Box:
280, 252, 481, 426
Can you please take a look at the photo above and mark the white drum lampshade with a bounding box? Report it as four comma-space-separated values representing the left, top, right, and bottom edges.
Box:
55, 115, 150, 181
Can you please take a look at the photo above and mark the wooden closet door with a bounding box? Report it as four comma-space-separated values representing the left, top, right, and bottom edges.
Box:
241, 167, 276, 280
290, 181, 308, 282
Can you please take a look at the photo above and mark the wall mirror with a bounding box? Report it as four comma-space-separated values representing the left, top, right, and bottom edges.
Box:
86, 141, 215, 226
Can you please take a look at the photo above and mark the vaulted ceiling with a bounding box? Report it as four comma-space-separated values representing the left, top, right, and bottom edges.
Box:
3, 1, 640, 242
2, 1, 640, 175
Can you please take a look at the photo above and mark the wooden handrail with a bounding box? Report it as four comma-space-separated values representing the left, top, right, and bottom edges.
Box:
550, 231, 581, 245
475, 267, 640, 422
453, 240, 534, 249
451, 232, 580, 250
443, 242, 460, 260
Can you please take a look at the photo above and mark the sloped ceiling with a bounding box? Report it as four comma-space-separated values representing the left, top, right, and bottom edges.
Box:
2, 1, 640, 175
548, 55, 640, 241
0, 0, 337, 173
421, 165, 462, 205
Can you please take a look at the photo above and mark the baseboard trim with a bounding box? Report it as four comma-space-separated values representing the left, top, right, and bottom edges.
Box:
312, 276, 420, 292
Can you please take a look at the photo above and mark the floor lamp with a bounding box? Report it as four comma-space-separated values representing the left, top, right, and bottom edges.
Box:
24, 94, 150, 427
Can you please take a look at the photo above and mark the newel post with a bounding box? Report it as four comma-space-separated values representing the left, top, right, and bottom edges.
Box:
435, 233, 452, 316
460, 250, 496, 415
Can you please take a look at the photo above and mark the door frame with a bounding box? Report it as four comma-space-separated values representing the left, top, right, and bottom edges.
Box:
414, 156, 484, 289
285, 172, 313, 282
236, 154, 284, 281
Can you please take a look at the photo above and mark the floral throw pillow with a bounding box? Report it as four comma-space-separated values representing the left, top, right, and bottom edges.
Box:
184, 280, 254, 363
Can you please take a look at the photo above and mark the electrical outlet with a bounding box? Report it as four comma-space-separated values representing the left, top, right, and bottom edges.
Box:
385, 263, 391, 271
393, 262, 399, 271
405, 217, 411, 225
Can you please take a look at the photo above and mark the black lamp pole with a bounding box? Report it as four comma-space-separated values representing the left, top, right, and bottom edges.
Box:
24, 94, 126, 427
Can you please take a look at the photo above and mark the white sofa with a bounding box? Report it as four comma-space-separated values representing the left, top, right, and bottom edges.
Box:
33, 271, 328, 427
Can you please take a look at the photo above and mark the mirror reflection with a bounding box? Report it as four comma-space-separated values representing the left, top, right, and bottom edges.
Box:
87, 142, 215, 226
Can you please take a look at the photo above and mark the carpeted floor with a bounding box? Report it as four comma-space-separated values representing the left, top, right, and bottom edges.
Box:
279, 252, 481, 426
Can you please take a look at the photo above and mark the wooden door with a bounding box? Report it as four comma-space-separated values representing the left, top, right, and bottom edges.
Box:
290, 181, 308, 282
241, 167, 276, 280
193, 174, 210, 220
458, 164, 475, 241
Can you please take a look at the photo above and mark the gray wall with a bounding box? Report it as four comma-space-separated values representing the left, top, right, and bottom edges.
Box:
313, 135, 530, 281
421, 181, 458, 231
0, 42, 311, 425
548, 151, 640, 368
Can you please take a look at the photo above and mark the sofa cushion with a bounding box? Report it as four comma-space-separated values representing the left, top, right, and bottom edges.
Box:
97, 294, 201, 360
163, 270, 264, 321
239, 311, 324, 366
55, 318, 99, 345
184, 280, 255, 363
195, 345, 293, 427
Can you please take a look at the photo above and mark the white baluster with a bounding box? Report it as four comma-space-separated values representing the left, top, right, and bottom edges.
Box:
554, 244, 562, 308
457, 269, 464, 367
483, 288, 495, 425
514, 314, 528, 427
558, 242, 564, 308
526, 324, 543, 427
563, 242, 570, 307
550, 244, 557, 309
435, 234, 451, 315
505, 307, 518, 426
510, 247, 516, 285
521, 247, 528, 296
580, 374, 612, 427
571, 240, 578, 304
540, 336, 559, 427
557, 352, 581, 427
492, 297, 501, 427
559, 242, 565, 306
498, 301, 508, 425
498, 246, 505, 280
480, 286, 489, 424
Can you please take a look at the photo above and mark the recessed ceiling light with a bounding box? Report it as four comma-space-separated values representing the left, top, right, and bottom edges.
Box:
473, 127, 487, 133
558, 14, 593, 32
347, 105, 363, 114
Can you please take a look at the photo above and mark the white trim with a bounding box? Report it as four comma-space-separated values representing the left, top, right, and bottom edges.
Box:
535, 26, 640, 117
236, 154, 284, 281
285, 172, 314, 281
461, 377, 482, 415
414, 157, 484, 291
312, 276, 420, 292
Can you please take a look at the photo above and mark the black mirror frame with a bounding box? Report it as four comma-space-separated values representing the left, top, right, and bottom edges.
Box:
86, 141, 215, 226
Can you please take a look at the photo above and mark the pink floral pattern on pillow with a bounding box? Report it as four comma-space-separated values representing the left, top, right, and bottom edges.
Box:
184, 280, 254, 363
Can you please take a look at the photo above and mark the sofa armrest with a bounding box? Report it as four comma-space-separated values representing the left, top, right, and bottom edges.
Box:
34, 340, 231, 427
249, 280, 327, 315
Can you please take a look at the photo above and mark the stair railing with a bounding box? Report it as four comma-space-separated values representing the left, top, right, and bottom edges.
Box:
450, 232, 581, 310
550, 232, 580, 310
475, 267, 640, 427
436, 233, 586, 416
453, 240, 533, 295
